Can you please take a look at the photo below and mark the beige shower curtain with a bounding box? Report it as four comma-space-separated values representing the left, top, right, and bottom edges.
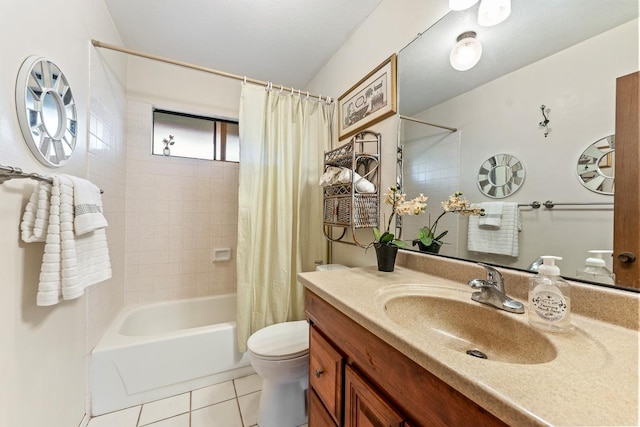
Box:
236, 83, 333, 352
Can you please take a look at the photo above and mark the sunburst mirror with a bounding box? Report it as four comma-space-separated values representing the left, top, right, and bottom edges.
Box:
476, 154, 526, 198
15, 56, 77, 167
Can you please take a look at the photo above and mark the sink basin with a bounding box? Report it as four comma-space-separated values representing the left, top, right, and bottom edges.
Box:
377, 285, 557, 364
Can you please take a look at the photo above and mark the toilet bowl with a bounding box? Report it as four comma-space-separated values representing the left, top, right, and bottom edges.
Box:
247, 320, 310, 427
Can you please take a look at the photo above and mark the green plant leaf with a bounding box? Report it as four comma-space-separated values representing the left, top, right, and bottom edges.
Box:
373, 227, 381, 242
435, 230, 448, 241
379, 232, 394, 244
392, 239, 408, 248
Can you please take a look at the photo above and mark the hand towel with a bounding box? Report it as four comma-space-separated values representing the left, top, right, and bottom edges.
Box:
67, 175, 108, 235
479, 202, 504, 229
21, 182, 52, 243
467, 202, 520, 257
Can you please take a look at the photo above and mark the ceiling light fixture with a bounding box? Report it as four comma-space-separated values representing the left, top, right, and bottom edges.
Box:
449, 31, 483, 71
478, 0, 511, 27
449, 0, 479, 11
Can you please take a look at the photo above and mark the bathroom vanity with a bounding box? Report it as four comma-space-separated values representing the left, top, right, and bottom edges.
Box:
299, 254, 639, 426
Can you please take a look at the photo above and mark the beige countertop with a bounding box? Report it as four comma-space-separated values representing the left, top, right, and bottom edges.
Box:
299, 262, 639, 426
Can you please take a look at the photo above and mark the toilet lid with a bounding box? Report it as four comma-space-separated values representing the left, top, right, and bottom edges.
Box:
247, 320, 309, 360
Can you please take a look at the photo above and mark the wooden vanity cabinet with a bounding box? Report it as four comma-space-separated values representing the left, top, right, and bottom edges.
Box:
305, 290, 507, 427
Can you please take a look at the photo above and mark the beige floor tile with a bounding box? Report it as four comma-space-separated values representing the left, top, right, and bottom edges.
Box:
233, 373, 263, 396
138, 393, 190, 426
142, 413, 190, 427
237, 391, 260, 427
191, 399, 243, 427
87, 406, 141, 427
192, 380, 236, 410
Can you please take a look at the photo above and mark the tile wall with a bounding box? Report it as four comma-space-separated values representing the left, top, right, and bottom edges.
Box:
124, 101, 238, 304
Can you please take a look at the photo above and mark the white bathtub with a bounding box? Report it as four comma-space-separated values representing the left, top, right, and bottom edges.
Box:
90, 294, 253, 416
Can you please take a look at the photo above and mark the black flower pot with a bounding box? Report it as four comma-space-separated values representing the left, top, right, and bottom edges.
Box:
374, 243, 398, 272
412, 240, 442, 254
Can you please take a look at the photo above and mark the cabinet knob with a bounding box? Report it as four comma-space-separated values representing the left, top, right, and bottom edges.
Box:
617, 252, 637, 264
314, 369, 324, 378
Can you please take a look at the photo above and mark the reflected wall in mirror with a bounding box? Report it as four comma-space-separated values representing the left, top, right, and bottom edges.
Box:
576, 135, 615, 195
397, 0, 638, 290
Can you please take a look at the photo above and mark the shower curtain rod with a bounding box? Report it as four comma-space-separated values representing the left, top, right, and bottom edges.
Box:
399, 115, 457, 132
91, 39, 333, 104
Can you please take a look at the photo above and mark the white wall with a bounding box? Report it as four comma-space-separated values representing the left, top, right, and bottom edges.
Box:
0, 0, 126, 425
307, 0, 450, 266
405, 20, 637, 275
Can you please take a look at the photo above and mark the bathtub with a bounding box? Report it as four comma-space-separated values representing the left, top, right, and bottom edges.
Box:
90, 294, 254, 416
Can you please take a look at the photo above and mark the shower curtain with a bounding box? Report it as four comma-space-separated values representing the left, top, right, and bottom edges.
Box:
236, 83, 333, 352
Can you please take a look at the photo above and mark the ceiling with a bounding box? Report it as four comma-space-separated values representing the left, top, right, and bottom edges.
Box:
103, 0, 384, 89
398, 0, 639, 116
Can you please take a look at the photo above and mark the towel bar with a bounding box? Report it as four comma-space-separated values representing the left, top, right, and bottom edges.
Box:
0, 164, 104, 194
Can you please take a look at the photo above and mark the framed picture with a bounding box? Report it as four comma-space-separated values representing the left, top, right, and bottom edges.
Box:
338, 54, 397, 140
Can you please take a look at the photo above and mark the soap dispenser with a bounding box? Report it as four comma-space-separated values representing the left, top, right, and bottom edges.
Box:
528, 256, 573, 333
576, 250, 615, 285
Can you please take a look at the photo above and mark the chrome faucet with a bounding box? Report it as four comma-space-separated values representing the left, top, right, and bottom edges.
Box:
468, 263, 524, 314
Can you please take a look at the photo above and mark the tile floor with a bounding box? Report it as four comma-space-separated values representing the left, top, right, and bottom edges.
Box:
87, 374, 308, 427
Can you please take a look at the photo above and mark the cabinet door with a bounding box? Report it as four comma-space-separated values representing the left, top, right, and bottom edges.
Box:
309, 326, 344, 425
344, 366, 404, 427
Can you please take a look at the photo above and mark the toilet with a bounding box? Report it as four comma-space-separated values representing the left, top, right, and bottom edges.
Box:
247, 320, 309, 427
247, 263, 348, 427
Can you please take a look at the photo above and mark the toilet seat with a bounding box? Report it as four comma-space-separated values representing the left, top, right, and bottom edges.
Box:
247, 320, 309, 361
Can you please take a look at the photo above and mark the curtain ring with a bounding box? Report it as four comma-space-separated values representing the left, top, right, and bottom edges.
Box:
290, 87, 294, 95
306, 91, 309, 99
279, 84, 284, 93
243, 76, 247, 84
298, 89, 301, 96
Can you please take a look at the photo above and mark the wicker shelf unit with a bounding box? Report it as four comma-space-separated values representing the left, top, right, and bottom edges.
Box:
323, 130, 380, 248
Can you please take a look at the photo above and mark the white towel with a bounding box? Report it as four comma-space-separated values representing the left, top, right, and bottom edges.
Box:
28, 175, 112, 306
319, 166, 342, 186
67, 175, 108, 235
467, 202, 520, 257
336, 168, 376, 193
479, 202, 503, 229
20, 182, 52, 243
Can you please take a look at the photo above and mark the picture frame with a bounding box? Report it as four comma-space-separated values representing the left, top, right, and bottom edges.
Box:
338, 54, 397, 140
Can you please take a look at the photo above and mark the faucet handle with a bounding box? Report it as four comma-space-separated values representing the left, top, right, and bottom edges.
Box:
478, 263, 504, 290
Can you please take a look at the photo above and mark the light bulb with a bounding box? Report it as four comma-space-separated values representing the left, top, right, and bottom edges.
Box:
478, 0, 511, 27
449, 0, 479, 11
449, 31, 483, 71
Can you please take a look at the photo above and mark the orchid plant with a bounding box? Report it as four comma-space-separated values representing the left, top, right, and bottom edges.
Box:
413, 191, 484, 250
373, 186, 427, 248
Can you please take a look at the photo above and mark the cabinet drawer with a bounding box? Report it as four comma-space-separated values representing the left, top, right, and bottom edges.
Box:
309, 388, 338, 427
310, 326, 344, 425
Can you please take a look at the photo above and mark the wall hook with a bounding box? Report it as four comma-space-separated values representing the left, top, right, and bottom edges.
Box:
539, 104, 550, 137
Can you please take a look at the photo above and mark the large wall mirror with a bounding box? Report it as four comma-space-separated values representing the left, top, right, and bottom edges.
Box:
397, 0, 638, 290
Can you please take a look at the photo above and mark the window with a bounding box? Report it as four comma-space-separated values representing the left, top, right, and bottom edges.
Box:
152, 109, 239, 162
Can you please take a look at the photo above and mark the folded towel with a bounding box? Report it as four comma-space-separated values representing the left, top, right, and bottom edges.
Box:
21, 182, 52, 243
467, 202, 520, 257
67, 175, 108, 235
31, 175, 112, 306
319, 166, 342, 186
479, 202, 504, 229
336, 168, 376, 193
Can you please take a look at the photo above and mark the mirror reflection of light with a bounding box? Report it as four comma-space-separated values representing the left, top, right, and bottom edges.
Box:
449, 32, 483, 71
478, 0, 511, 27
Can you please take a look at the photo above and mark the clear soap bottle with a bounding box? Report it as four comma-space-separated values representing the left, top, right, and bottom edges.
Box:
528, 256, 573, 333
576, 250, 615, 285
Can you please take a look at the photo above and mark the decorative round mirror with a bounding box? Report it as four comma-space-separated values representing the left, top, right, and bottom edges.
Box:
477, 154, 525, 198
15, 56, 77, 168
576, 135, 615, 195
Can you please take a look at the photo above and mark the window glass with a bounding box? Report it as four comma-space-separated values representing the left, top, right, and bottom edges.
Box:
152, 109, 239, 162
